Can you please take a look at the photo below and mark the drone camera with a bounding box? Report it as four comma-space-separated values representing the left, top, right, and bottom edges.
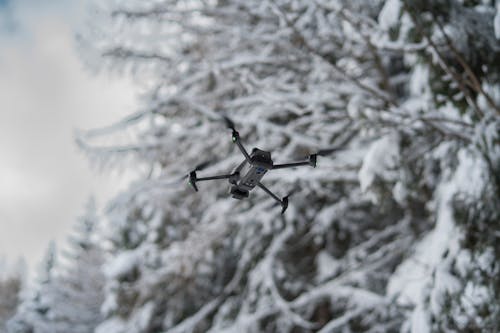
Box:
230, 186, 249, 200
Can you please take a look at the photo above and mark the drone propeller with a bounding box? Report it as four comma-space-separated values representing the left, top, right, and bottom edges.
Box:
316, 147, 344, 156
188, 171, 199, 192
193, 160, 212, 172
222, 115, 236, 131
173, 161, 212, 181
307, 146, 345, 168
316, 129, 357, 157
281, 188, 297, 214
184, 160, 212, 192
222, 115, 241, 143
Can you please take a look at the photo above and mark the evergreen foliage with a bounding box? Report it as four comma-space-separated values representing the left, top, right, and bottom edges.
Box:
8, 200, 105, 333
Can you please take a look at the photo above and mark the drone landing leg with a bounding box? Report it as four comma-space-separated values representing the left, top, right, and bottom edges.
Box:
257, 182, 288, 214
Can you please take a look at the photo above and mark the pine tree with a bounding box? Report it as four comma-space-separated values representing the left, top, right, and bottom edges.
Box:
8, 199, 106, 333
8, 242, 57, 333
42, 197, 106, 333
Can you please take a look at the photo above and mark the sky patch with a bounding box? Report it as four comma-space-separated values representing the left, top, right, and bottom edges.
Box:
0, 0, 138, 274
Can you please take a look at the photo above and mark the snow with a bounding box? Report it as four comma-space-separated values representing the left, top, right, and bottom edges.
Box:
460, 282, 490, 322
100, 287, 118, 316
454, 149, 488, 197
429, 268, 461, 314
316, 250, 341, 282
347, 95, 362, 119
378, 0, 402, 31
132, 301, 156, 331
392, 181, 408, 206
494, 4, 500, 39
95, 318, 127, 333
409, 64, 430, 97
411, 304, 431, 333
104, 250, 140, 279
387, 147, 491, 331
358, 133, 400, 202
454, 249, 472, 277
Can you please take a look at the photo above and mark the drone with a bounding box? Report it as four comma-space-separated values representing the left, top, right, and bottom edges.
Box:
183, 116, 340, 214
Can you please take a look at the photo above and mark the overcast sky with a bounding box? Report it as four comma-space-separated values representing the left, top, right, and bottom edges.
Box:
0, 0, 138, 273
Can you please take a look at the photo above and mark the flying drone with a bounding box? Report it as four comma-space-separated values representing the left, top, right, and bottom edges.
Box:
184, 116, 339, 214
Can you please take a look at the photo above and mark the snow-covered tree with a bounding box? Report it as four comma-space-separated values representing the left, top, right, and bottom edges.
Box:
8, 242, 57, 333
77, 0, 499, 332
8, 199, 106, 333
382, 1, 500, 331
41, 197, 106, 333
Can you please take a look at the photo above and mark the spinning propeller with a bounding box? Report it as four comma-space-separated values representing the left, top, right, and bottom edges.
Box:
281, 188, 297, 214
187, 161, 212, 192
223, 115, 240, 143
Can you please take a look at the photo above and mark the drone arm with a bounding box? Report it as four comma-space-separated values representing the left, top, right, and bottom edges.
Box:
257, 182, 289, 214
272, 154, 317, 169
272, 161, 309, 169
189, 171, 236, 192
231, 130, 252, 164
196, 174, 234, 181
257, 182, 282, 204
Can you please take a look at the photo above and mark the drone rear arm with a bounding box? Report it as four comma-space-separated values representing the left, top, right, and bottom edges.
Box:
196, 174, 234, 181
257, 182, 281, 203
257, 182, 289, 214
272, 154, 317, 169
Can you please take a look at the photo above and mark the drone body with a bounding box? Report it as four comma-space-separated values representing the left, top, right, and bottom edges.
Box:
187, 117, 318, 214
229, 148, 272, 199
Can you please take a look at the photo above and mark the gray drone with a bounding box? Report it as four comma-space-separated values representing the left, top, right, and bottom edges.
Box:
185, 116, 339, 214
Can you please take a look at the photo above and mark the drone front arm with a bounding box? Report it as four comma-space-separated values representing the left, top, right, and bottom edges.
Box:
231, 130, 252, 164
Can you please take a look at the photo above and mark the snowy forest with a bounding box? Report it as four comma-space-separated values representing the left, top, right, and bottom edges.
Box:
2, 0, 500, 332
